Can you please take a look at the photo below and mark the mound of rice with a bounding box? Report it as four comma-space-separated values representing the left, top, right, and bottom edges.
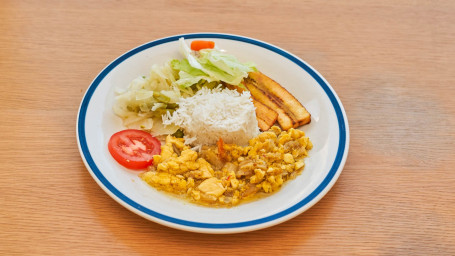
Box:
163, 86, 260, 147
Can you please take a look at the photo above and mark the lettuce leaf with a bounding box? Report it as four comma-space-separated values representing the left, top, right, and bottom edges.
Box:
174, 37, 256, 87
171, 59, 215, 88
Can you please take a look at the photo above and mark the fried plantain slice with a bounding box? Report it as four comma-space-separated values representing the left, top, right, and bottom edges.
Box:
247, 71, 311, 127
242, 78, 294, 130
251, 98, 278, 131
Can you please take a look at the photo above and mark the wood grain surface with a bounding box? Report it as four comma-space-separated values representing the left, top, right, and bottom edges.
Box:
1, 0, 454, 255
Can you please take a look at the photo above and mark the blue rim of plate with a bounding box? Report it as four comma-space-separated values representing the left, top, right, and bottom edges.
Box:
77, 33, 347, 231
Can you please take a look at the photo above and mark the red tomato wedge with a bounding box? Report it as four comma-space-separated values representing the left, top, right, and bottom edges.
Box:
190, 40, 215, 51
108, 129, 161, 170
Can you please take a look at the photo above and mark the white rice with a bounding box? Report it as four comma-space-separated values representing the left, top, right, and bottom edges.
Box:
163, 86, 260, 147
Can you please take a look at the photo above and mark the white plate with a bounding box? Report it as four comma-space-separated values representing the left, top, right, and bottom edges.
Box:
77, 33, 349, 234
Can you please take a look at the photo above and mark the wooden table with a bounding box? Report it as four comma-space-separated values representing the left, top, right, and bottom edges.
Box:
1, 0, 454, 255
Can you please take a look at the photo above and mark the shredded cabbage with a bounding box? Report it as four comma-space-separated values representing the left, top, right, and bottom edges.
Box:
113, 61, 181, 134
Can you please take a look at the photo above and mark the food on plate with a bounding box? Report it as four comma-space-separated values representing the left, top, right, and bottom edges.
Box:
109, 38, 313, 207
243, 80, 293, 130
251, 98, 278, 131
112, 38, 255, 134
190, 40, 215, 51
108, 129, 161, 170
243, 71, 311, 130
176, 37, 255, 88
162, 86, 259, 147
140, 126, 312, 207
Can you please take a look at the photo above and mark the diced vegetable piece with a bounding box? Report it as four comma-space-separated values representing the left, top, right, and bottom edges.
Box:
190, 40, 215, 51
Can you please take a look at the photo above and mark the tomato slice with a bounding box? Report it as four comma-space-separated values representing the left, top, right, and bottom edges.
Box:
108, 129, 161, 170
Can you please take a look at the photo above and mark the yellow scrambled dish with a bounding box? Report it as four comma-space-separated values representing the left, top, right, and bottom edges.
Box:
140, 126, 312, 207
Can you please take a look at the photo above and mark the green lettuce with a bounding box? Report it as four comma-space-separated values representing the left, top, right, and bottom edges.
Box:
173, 37, 256, 88
171, 59, 214, 88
